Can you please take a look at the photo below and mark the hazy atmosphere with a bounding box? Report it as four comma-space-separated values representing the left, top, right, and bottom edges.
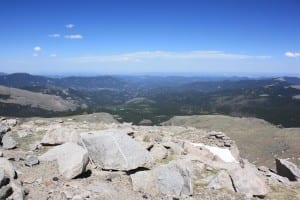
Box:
0, 0, 299, 75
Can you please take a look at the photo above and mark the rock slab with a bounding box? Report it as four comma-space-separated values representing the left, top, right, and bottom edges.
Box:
80, 129, 152, 171
41, 127, 80, 145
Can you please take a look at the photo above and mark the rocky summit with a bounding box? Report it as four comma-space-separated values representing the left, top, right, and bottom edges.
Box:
0, 113, 299, 200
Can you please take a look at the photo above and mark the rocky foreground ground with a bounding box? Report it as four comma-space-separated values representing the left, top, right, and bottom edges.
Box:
0, 113, 299, 200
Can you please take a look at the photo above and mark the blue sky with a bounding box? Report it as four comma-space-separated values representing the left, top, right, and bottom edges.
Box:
0, 0, 299, 76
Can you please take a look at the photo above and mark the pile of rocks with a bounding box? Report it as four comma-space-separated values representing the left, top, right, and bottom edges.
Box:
0, 116, 299, 199
205, 131, 234, 147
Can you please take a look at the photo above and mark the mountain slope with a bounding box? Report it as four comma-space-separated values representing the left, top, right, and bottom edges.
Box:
0, 85, 78, 112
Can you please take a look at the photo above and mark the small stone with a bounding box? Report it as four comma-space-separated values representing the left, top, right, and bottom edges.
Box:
25, 155, 39, 167
206, 166, 213, 171
52, 177, 59, 182
150, 144, 168, 161
224, 141, 231, 147
29, 142, 41, 151
17, 130, 29, 138
24, 188, 30, 195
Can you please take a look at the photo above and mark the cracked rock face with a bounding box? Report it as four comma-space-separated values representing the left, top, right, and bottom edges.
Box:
131, 159, 193, 197
228, 161, 270, 198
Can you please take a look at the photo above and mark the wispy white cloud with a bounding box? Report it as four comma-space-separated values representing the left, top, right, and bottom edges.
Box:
49, 54, 57, 57
76, 50, 271, 63
64, 34, 83, 39
65, 24, 75, 29
33, 46, 41, 56
33, 46, 41, 52
48, 33, 60, 38
285, 51, 300, 58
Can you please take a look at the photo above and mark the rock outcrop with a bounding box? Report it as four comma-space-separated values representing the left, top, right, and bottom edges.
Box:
0, 115, 299, 200
276, 158, 300, 181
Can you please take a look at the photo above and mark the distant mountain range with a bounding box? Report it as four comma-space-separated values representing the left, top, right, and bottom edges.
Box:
1, 72, 299, 90
0, 73, 125, 89
0, 73, 299, 127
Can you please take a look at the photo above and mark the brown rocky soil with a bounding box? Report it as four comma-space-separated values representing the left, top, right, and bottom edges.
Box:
0, 113, 299, 200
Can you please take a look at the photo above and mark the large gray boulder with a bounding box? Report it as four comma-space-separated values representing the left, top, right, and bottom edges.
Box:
80, 129, 152, 171
2, 134, 17, 149
39, 142, 89, 180
131, 159, 193, 197
276, 158, 300, 181
228, 161, 269, 198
